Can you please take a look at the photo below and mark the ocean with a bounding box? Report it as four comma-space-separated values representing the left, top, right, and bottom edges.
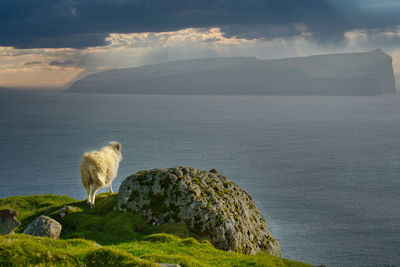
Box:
0, 91, 399, 266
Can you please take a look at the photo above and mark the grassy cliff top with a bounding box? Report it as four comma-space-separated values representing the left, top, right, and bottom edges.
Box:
0, 194, 311, 267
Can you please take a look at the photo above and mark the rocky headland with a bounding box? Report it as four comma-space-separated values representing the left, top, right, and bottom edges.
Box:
0, 167, 312, 266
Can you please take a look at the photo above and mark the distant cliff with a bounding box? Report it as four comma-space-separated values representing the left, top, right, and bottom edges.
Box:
66, 49, 396, 96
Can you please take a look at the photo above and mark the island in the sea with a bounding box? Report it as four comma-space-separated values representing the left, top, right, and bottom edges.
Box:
66, 49, 396, 96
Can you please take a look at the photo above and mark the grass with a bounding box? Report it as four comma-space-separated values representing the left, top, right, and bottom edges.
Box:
0, 194, 312, 267
0, 234, 156, 267
0, 194, 76, 231
116, 234, 306, 267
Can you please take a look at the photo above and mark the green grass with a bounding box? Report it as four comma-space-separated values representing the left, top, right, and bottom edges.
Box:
116, 234, 307, 267
0, 194, 312, 267
0, 194, 76, 231
0, 234, 156, 267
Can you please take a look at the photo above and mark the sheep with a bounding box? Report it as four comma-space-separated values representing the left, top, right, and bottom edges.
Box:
80, 141, 122, 207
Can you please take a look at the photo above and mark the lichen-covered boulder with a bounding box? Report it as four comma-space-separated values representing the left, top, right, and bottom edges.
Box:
118, 166, 280, 256
23, 215, 62, 239
0, 209, 21, 235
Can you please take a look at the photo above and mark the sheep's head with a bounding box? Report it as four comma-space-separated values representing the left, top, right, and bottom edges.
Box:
109, 141, 123, 161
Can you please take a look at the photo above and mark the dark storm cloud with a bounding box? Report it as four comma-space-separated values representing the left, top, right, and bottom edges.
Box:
1, 0, 400, 49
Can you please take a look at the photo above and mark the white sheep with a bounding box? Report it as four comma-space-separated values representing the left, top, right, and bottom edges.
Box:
80, 141, 122, 207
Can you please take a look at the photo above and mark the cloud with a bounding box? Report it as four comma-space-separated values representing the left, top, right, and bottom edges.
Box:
49, 60, 77, 67
2, 27, 400, 89
1, 0, 400, 49
0, 67, 84, 88
106, 28, 254, 48
23, 61, 42, 66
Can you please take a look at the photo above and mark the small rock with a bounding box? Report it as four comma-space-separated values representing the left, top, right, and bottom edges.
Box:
158, 264, 181, 267
0, 209, 21, 235
53, 206, 80, 221
23, 215, 62, 239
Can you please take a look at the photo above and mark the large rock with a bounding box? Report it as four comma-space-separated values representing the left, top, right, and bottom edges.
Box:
23, 215, 62, 239
118, 166, 280, 256
0, 209, 21, 235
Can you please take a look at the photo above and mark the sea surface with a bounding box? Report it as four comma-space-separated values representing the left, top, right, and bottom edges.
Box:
1, 91, 400, 266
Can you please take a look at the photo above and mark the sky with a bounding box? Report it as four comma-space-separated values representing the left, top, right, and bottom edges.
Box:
1, 0, 400, 89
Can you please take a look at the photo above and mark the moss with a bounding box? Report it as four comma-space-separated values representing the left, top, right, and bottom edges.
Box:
248, 202, 256, 210
85, 247, 155, 267
206, 197, 216, 206
141, 253, 203, 267
148, 193, 168, 215
193, 215, 203, 233
202, 226, 214, 238
216, 190, 225, 197
179, 237, 199, 246
139, 178, 154, 187
164, 203, 181, 223
192, 177, 201, 185
159, 177, 172, 191
128, 189, 140, 202
60, 197, 146, 244
135, 171, 148, 181
143, 233, 180, 243
174, 187, 182, 198
151, 223, 199, 240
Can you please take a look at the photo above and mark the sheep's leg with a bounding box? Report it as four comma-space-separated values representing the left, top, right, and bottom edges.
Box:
89, 183, 102, 208
81, 169, 92, 206
86, 186, 91, 205
109, 184, 113, 194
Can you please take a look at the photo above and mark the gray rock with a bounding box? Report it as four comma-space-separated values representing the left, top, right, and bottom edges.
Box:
53, 206, 80, 221
118, 166, 281, 256
0, 209, 21, 235
23, 215, 62, 239
158, 264, 181, 267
